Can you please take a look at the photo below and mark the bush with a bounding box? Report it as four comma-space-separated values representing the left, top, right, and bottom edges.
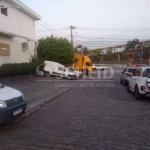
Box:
0, 60, 43, 78
37, 36, 74, 64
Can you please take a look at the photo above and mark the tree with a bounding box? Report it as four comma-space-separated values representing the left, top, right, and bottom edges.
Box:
82, 46, 89, 55
91, 49, 103, 56
125, 39, 139, 51
74, 47, 78, 53
37, 36, 74, 64
106, 49, 113, 55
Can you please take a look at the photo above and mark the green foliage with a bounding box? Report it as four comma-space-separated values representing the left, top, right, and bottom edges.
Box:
0, 60, 43, 78
82, 47, 90, 55
125, 39, 139, 51
90, 49, 103, 56
37, 36, 74, 64
106, 49, 113, 55
74, 47, 78, 53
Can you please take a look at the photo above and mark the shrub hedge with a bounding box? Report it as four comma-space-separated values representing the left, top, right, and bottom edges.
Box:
0, 60, 43, 78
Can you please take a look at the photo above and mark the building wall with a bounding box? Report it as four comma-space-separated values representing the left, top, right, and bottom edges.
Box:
0, 2, 36, 65
0, 36, 35, 65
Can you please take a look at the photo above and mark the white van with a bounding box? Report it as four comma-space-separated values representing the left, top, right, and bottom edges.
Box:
0, 83, 26, 125
43, 61, 76, 79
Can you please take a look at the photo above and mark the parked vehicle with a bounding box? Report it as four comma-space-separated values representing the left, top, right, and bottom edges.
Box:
127, 67, 150, 100
43, 61, 76, 79
129, 64, 148, 67
74, 53, 93, 75
0, 83, 26, 125
66, 67, 83, 78
92, 64, 106, 71
120, 67, 137, 86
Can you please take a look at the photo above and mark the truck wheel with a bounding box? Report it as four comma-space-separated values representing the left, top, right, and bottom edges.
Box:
93, 68, 96, 71
134, 86, 141, 100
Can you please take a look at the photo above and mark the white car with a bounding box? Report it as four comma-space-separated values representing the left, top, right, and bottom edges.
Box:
93, 64, 106, 71
66, 67, 83, 78
127, 67, 150, 100
0, 83, 26, 125
43, 61, 76, 79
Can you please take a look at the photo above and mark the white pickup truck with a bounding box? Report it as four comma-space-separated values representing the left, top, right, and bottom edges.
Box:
92, 64, 106, 71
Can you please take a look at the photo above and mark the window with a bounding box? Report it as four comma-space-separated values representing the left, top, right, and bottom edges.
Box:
142, 70, 147, 77
127, 68, 136, 73
58, 67, 65, 72
142, 69, 150, 77
86, 62, 92, 66
133, 69, 142, 76
74, 58, 79, 63
123, 68, 127, 73
1, 5, 8, 16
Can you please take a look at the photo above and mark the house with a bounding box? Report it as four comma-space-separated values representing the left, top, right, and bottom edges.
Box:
0, 0, 41, 66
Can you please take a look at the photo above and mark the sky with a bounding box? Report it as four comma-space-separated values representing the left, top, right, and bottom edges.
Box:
20, 0, 150, 49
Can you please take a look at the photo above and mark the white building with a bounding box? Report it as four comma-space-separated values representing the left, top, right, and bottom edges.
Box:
0, 0, 41, 65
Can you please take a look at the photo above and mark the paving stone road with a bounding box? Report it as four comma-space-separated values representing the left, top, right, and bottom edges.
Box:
0, 71, 150, 150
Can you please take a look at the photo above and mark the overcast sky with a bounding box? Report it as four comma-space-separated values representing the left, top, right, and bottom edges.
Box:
20, 0, 150, 49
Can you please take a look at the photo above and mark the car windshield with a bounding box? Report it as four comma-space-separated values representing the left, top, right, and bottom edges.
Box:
66, 68, 74, 72
127, 68, 136, 73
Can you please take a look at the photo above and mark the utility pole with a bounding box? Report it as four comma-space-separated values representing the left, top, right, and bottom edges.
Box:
70, 26, 75, 47
141, 43, 145, 64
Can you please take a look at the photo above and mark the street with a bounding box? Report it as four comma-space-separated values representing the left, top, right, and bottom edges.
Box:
0, 69, 150, 150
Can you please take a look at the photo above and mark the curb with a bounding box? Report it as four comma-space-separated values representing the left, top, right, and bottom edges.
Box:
0, 88, 71, 134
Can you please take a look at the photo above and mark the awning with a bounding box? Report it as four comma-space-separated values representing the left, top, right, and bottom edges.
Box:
0, 31, 17, 38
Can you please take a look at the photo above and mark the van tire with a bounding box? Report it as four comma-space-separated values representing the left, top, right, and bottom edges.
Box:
45, 72, 51, 77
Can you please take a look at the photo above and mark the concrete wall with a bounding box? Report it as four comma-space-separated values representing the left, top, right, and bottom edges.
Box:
0, 36, 35, 65
0, 2, 36, 65
0, 2, 36, 39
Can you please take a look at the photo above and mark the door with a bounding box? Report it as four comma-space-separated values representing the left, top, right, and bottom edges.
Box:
130, 68, 142, 91
57, 66, 65, 76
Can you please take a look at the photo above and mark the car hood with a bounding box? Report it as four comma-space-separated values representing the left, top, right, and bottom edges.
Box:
0, 86, 22, 101
75, 70, 82, 74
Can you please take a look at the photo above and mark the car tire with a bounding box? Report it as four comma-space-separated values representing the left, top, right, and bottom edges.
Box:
123, 80, 126, 86
67, 75, 71, 80
134, 86, 141, 100
127, 84, 130, 92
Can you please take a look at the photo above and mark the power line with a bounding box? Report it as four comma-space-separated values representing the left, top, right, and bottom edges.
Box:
36, 28, 69, 32
40, 20, 70, 36
36, 22, 68, 37
75, 27, 150, 31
